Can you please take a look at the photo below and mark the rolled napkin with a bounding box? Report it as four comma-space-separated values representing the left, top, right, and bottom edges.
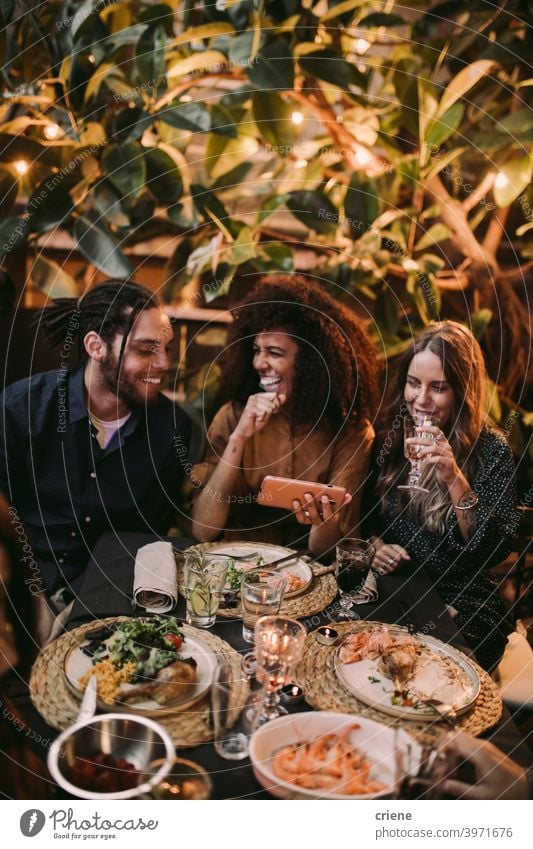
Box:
133, 541, 178, 613
351, 569, 378, 605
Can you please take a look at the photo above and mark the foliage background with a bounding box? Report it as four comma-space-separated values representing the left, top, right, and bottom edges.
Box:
0, 0, 531, 486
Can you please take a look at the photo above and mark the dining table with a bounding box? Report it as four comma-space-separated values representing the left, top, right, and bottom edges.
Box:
16, 531, 533, 800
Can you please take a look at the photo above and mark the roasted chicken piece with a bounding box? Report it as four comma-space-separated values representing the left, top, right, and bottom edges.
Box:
120, 658, 197, 705
378, 646, 418, 692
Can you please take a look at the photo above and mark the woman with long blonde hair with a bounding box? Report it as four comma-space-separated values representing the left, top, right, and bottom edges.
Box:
364, 321, 518, 670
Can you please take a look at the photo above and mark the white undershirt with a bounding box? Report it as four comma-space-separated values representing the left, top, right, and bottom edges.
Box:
89, 412, 132, 449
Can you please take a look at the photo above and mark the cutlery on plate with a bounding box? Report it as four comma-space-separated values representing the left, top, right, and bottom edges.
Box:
418, 698, 457, 726
77, 674, 97, 722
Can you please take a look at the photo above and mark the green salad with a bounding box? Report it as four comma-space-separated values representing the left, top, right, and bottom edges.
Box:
87, 617, 186, 682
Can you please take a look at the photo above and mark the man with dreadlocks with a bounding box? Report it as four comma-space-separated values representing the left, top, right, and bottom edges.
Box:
0, 280, 192, 602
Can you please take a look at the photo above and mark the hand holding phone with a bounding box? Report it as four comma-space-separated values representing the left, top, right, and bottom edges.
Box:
257, 475, 347, 519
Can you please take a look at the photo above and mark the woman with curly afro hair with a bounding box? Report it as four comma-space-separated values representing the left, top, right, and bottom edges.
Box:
191, 275, 379, 556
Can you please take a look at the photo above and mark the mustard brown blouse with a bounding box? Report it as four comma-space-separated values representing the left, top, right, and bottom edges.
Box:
192, 402, 375, 548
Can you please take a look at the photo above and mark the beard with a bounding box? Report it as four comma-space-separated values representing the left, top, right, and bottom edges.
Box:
99, 350, 160, 409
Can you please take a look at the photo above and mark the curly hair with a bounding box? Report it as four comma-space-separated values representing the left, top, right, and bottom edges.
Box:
376, 321, 491, 533
219, 275, 379, 429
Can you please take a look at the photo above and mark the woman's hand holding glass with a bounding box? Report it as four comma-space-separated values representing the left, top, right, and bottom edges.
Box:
406, 423, 460, 487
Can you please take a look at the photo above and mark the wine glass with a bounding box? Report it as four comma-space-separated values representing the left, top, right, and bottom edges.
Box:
249, 615, 306, 727
398, 414, 438, 493
334, 538, 376, 620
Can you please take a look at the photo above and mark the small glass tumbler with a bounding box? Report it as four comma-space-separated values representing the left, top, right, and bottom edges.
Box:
184, 558, 228, 628
240, 569, 288, 643
140, 757, 212, 799
211, 663, 250, 761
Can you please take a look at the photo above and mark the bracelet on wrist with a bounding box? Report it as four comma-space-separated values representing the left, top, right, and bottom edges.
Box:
455, 490, 478, 511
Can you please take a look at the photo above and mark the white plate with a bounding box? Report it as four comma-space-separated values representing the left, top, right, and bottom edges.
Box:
334, 624, 480, 721
64, 621, 217, 717
250, 711, 419, 799
201, 541, 313, 599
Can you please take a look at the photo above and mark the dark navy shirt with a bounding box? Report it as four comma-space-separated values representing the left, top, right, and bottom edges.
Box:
0, 366, 192, 593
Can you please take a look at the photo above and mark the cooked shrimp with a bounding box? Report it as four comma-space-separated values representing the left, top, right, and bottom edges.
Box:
271, 724, 387, 796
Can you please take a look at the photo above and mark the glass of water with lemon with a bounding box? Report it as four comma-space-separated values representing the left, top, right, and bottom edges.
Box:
184, 555, 228, 629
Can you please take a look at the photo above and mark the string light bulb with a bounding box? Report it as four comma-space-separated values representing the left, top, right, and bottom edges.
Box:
44, 123, 61, 140
14, 160, 29, 175
355, 38, 370, 54
291, 111, 304, 125
355, 148, 371, 166
494, 171, 509, 189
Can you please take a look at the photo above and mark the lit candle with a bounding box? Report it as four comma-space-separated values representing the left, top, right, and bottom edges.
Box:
316, 626, 338, 646
280, 683, 304, 705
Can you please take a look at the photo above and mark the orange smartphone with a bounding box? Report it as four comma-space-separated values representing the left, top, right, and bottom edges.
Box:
256, 475, 347, 512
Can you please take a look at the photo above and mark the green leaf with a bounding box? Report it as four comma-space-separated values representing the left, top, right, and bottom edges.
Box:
228, 30, 263, 69
257, 242, 294, 272
414, 223, 453, 252
469, 309, 493, 340
0, 167, 19, 214
359, 12, 406, 27
228, 226, 257, 264
258, 193, 290, 224
191, 183, 230, 228
166, 50, 227, 80
286, 190, 338, 234
93, 180, 130, 228
0, 269, 15, 315
493, 157, 533, 208
205, 133, 258, 180
344, 174, 380, 235
203, 265, 235, 303
246, 39, 294, 91
101, 142, 146, 199
135, 23, 166, 86
436, 60, 495, 118
374, 286, 401, 340
158, 100, 212, 133
209, 104, 238, 138
113, 107, 154, 142
252, 91, 294, 149
211, 160, 254, 192
30, 254, 78, 298
320, 0, 366, 23
144, 148, 183, 204
299, 49, 365, 90
138, 3, 175, 32
26, 176, 77, 233
424, 146, 466, 181
73, 212, 133, 278
425, 103, 464, 149
0, 217, 29, 256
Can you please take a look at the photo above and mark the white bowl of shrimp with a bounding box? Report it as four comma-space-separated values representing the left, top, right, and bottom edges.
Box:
250, 711, 418, 799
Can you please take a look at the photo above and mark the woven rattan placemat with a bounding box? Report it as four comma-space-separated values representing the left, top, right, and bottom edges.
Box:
295, 622, 502, 742
176, 549, 337, 620
29, 618, 249, 748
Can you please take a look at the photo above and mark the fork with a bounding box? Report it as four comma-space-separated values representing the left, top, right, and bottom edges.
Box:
418, 697, 457, 726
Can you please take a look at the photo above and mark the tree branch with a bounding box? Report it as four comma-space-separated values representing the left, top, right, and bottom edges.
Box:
424, 174, 498, 269
462, 171, 496, 213
482, 206, 510, 256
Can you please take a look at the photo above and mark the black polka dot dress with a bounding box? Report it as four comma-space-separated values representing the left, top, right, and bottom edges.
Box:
364, 428, 519, 671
